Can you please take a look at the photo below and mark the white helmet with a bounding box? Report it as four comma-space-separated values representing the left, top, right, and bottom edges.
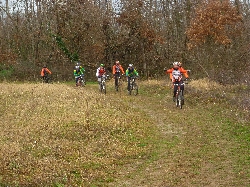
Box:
129, 64, 133, 67
173, 62, 179, 66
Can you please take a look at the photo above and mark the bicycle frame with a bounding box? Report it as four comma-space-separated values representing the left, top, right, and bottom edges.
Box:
42, 75, 51, 83
76, 75, 85, 87
129, 77, 138, 95
115, 75, 123, 91
174, 82, 184, 109
100, 74, 109, 94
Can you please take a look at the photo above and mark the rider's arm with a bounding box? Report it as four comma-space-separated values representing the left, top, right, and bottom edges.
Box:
120, 65, 125, 74
96, 68, 99, 77
180, 69, 188, 78
112, 65, 115, 75
180, 67, 189, 78
125, 69, 129, 76
46, 68, 52, 74
183, 72, 189, 78
166, 68, 173, 74
74, 70, 78, 76
41, 69, 44, 76
81, 67, 85, 73
134, 70, 139, 76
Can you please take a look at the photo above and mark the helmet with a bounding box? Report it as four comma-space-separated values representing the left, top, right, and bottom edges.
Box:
178, 62, 182, 66
129, 64, 133, 67
116, 60, 120, 64
173, 62, 179, 66
43, 65, 46, 68
76, 62, 80, 66
100, 64, 104, 67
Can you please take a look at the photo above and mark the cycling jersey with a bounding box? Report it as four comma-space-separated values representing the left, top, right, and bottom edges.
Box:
167, 67, 188, 82
41, 68, 52, 76
96, 67, 106, 77
112, 64, 125, 74
126, 67, 138, 77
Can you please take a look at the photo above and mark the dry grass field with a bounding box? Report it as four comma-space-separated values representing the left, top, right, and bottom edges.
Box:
0, 79, 249, 187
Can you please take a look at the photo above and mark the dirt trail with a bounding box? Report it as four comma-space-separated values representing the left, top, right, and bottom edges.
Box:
101, 84, 191, 187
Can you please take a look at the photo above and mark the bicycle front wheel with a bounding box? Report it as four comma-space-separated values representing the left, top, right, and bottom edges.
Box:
82, 78, 86, 87
132, 83, 138, 96
77, 79, 82, 87
103, 83, 106, 94
175, 92, 179, 107
179, 90, 184, 109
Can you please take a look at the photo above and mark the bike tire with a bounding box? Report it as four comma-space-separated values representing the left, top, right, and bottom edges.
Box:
178, 93, 182, 109
99, 83, 102, 92
129, 85, 132, 95
132, 83, 138, 96
43, 76, 49, 83
82, 78, 86, 87
77, 79, 82, 87
176, 92, 179, 107
103, 83, 106, 94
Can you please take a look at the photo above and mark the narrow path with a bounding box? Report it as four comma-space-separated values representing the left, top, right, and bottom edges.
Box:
98, 82, 189, 186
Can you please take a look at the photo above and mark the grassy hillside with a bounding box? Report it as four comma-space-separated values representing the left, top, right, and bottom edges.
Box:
0, 79, 249, 187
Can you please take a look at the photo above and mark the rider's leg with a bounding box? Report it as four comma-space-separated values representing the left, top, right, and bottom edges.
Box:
173, 83, 178, 101
115, 73, 119, 87
127, 77, 131, 91
180, 83, 184, 96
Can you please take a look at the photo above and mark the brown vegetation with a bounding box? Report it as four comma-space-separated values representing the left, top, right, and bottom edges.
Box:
0, 0, 249, 83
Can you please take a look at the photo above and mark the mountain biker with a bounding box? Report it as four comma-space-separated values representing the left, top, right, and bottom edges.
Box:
165, 62, 189, 102
168, 62, 189, 81
41, 65, 52, 83
96, 64, 106, 83
112, 60, 125, 89
74, 62, 85, 86
125, 64, 139, 91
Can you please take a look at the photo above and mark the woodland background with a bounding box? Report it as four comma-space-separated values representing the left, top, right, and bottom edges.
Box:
0, 0, 249, 83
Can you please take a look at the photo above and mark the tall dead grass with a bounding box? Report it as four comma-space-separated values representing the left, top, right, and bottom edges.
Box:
187, 78, 250, 110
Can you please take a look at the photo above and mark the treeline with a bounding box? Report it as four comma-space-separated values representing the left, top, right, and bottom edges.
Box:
0, 0, 249, 83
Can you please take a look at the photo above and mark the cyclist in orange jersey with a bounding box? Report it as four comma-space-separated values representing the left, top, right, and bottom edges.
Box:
166, 62, 188, 102
168, 62, 189, 81
112, 60, 125, 89
41, 65, 52, 83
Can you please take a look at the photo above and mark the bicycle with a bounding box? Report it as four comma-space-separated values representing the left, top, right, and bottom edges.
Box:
128, 76, 138, 95
76, 74, 86, 87
42, 74, 52, 84
99, 74, 109, 94
174, 79, 187, 109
